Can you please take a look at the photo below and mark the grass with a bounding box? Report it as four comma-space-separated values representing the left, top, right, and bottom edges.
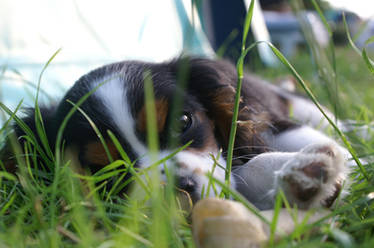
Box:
1, 0, 374, 247
256, 46, 374, 119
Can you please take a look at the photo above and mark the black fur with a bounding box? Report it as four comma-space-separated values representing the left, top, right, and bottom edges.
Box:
3, 57, 297, 173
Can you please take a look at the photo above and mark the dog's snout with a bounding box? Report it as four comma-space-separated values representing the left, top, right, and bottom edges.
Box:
177, 176, 197, 193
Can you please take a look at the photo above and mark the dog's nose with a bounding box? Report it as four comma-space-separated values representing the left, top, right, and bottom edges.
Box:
177, 176, 197, 193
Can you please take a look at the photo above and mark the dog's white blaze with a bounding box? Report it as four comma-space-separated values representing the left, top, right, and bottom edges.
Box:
174, 151, 229, 195
94, 76, 148, 156
174, 151, 226, 179
140, 150, 229, 196
92, 75, 231, 197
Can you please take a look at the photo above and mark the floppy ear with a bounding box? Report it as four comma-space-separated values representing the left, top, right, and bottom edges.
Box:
178, 58, 268, 165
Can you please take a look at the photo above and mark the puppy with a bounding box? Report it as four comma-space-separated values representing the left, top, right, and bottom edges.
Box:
1, 57, 349, 209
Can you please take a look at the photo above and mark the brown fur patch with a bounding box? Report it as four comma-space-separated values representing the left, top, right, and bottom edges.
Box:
137, 98, 169, 133
209, 87, 236, 144
324, 182, 342, 207
83, 140, 119, 166
196, 112, 219, 152
286, 176, 319, 202
302, 162, 328, 183
177, 162, 188, 169
193, 168, 204, 175
209, 86, 271, 162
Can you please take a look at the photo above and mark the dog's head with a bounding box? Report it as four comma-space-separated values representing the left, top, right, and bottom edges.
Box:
6, 57, 267, 200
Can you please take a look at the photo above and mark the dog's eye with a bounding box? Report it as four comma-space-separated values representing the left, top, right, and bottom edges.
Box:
180, 113, 192, 133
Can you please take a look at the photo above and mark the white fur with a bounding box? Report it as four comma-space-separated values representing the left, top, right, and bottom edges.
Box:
94, 74, 227, 197
94, 75, 148, 156
93, 72, 349, 209
236, 84, 351, 209
234, 142, 348, 210
140, 149, 228, 198
173, 151, 228, 196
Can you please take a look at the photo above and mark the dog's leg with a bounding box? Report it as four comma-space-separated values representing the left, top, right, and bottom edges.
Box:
267, 125, 355, 167
234, 126, 349, 210
233, 151, 298, 210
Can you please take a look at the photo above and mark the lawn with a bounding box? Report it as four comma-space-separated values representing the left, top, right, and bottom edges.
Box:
256, 47, 374, 120
1, 3, 374, 248
255, 44, 374, 247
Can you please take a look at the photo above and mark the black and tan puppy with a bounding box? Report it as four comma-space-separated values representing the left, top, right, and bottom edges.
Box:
1, 57, 348, 209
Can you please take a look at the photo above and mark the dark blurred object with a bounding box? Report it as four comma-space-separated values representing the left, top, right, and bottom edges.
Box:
301, 0, 330, 11
259, 0, 330, 11
201, 0, 264, 68
325, 10, 362, 45
263, 11, 303, 56
201, 0, 248, 60
201, 0, 330, 64
259, 0, 290, 11
264, 10, 329, 57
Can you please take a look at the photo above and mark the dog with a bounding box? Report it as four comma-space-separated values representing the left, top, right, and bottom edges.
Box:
1, 57, 349, 210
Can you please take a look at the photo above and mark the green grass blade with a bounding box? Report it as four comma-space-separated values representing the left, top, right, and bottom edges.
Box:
34, 49, 61, 160
50, 74, 120, 226
292, 0, 339, 120
0, 102, 51, 165
143, 70, 168, 246
345, 14, 374, 76
92, 160, 129, 177
362, 48, 374, 75
143, 71, 159, 156
224, 0, 255, 197
107, 130, 132, 165
138, 141, 193, 176
54, 74, 120, 164
343, 13, 364, 55
311, 0, 338, 115
265, 42, 369, 181
0, 193, 16, 215
269, 191, 283, 246
311, 0, 332, 36
0, 171, 17, 181
106, 171, 129, 198
114, 223, 154, 247
0, 100, 23, 134
224, 42, 259, 196
242, 0, 255, 51
365, 36, 374, 45
67, 99, 113, 163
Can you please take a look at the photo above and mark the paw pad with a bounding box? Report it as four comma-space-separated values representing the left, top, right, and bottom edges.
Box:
302, 143, 337, 158
285, 175, 320, 202
301, 162, 328, 183
277, 142, 347, 209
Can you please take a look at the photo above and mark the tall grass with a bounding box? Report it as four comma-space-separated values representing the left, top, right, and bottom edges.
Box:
1, 0, 374, 247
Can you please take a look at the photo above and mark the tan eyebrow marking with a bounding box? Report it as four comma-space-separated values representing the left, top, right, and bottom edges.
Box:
137, 98, 169, 133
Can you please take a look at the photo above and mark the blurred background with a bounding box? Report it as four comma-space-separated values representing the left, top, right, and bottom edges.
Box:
0, 0, 373, 122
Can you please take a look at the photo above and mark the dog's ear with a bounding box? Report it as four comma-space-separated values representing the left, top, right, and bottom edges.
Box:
177, 58, 268, 165
0, 107, 57, 173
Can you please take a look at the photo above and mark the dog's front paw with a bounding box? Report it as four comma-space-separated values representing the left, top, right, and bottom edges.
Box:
275, 143, 347, 209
